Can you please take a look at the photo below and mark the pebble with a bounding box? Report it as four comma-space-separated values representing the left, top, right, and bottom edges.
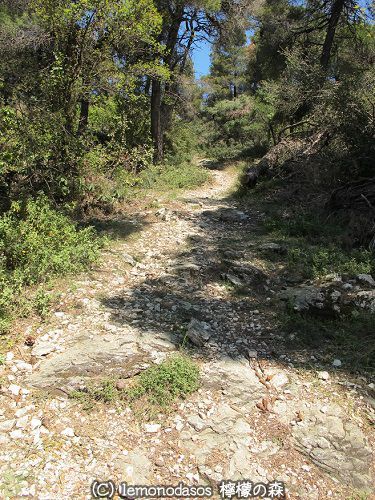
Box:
332, 359, 342, 368
317, 371, 330, 381
9, 384, 21, 396
10, 429, 24, 439
61, 427, 75, 437
30, 418, 42, 430
0, 419, 15, 432
16, 416, 29, 429
144, 424, 161, 433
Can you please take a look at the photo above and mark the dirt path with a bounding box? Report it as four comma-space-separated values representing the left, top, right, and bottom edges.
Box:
0, 165, 374, 499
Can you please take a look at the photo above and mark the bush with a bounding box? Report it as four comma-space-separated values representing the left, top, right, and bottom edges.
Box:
125, 354, 200, 409
70, 355, 200, 418
287, 244, 373, 279
0, 195, 102, 331
140, 162, 210, 190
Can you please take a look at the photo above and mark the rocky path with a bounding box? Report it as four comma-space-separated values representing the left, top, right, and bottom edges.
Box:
0, 165, 374, 499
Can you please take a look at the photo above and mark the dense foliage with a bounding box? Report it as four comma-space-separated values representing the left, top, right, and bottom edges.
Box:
202, 0, 374, 180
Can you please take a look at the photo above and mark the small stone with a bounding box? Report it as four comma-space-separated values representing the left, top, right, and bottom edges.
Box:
317, 371, 330, 381
123, 253, 136, 266
6, 352, 14, 362
225, 273, 243, 287
8, 384, 21, 396
0, 434, 9, 444
32, 342, 56, 357
357, 274, 375, 286
270, 372, 289, 388
175, 421, 184, 431
16, 416, 29, 429
61, 427, 75, 437
116, 379, 127, 390
14, 361, 33, 372
144, 423, 161, 433
246, 349, 258, 359
186, 318, 212, 347
10, 429, 24, 439
332, 359, 342, 368
0, 419, 15, 431
30, 418, 42, 430
259, 242, 287, 254
186, 472, 199, 482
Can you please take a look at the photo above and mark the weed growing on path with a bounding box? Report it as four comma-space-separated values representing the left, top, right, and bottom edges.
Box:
70, 355, 200, 419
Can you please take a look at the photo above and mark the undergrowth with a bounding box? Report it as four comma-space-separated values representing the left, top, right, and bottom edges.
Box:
0, 196, 103, 337
140, 162, 210, 191
262, 208, 373, 279
70, 355, 200, 418
281, 309, 375, 372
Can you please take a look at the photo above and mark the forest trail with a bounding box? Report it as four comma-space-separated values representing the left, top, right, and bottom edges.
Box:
0, 164, 374, 499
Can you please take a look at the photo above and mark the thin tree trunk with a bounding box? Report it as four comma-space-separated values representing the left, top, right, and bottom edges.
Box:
150, 5, 184, 163
78, 98, 89, 135
320, 0, 345, 70
151, 79, 163, 163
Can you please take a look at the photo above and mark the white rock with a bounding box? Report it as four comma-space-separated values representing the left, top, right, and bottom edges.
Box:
32, 343, 56, 357
332, 359, 342, 368
144, 423, 161, 433
61, 427, 75, 437
0, 419, 15, 431
30, 418, 42, 430
6, 352, 14, 362
10, 429, 24, 439
270, 372, 289, 388
175, 421, 184, 432
317, 371, 330, 381
14, 361, 33, 372
16, 416, 29, 429
15, 407, 30, 418
8, 384, 21, 396
0, 434, 9, 444
368, 382, 375, 390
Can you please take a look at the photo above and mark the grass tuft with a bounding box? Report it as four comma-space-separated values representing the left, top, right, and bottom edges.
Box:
70, 354, 200, 418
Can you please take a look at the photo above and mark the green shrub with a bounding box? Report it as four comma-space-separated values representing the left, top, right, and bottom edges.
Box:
141, 162, 210, 190
0, 195, 103, 331
125, 355, 200, 409
287, 244, 372, 279
264, 211, 342, 243
69, 355, 200, 418
0, 196, 101, 284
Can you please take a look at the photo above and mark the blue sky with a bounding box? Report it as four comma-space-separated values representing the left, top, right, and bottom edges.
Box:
192, 39, 212, 78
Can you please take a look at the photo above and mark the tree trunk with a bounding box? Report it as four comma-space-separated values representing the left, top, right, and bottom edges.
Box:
320, 0, 345, 70
149, 5, 184, 163
151, 79, 163, 163
78, 98, 89, 135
